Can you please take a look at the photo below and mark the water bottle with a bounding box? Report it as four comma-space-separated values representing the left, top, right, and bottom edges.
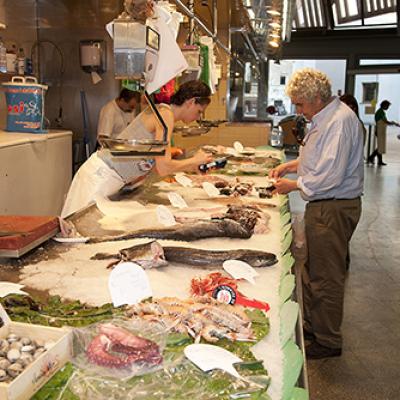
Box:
270, 127, 283, 147
17, 48, 25, 75
0, 37, 6, 73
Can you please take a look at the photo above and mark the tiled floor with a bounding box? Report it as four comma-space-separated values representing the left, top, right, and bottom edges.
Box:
290, 130, 400, 400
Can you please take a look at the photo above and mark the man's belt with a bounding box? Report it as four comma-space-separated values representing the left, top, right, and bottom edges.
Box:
309, 197, 360, 203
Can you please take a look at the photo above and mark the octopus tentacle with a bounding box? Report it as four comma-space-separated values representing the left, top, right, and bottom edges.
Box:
86, 323, 162, 369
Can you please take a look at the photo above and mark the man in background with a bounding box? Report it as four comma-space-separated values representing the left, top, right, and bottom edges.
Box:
368, 100, 399, 165
97, 88, 141, 142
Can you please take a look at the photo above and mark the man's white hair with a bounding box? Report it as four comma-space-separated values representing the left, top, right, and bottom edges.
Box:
286, 68, 332, 102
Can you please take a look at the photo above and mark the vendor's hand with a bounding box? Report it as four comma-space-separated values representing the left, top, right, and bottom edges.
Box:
273, 178, 298, 195
193, 149, 213, 166
269, 164, 288, 180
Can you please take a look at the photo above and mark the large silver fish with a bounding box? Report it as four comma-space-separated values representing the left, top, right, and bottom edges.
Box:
91, 240, 277, 269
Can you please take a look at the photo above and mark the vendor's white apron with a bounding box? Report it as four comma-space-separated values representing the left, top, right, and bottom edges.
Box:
376, 120, 387, 154
61, 153, 124, 218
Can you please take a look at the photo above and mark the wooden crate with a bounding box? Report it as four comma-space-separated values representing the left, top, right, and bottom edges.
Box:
0, 305, 71, 400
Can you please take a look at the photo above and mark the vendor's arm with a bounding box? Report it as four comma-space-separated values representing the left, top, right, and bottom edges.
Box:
153, 109, 212, 176
269, 159, 299, 179
97, 105, 113, 138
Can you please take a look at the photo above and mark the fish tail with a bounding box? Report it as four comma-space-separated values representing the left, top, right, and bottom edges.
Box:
91, 253, 120, 260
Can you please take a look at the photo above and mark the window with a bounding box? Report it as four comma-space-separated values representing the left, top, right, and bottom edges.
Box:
280, 76, 286, 85
362, 82, 379, 103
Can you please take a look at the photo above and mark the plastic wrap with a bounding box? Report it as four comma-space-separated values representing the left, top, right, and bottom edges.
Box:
71, 318, 166, 380
68, 358, 270, 400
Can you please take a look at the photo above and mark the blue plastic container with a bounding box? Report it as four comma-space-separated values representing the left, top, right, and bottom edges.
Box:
2, 76, 48, 133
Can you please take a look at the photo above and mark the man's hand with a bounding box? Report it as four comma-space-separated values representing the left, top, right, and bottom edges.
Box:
273, 178, 298, 194
269, 164, 288, 179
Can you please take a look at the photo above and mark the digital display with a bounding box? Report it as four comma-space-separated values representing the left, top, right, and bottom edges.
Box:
146, 26, 160, 51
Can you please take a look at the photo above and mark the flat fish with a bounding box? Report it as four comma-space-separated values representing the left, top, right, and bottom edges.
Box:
92, 240, 277, 269
91, 240, 168, 269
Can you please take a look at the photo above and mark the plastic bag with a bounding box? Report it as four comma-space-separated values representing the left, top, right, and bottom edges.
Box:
68, 357, 270, 400
71, 318, 166, 380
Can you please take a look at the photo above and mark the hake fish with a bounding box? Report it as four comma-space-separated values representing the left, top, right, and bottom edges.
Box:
91, 240, 277, 269
88, 205, 261, 244
163, 246, 277, 268
88, 218, 252, 244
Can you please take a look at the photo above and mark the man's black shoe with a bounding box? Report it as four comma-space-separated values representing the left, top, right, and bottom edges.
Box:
303, 329, 315, 341
306, 341, 342, 359
378, 162, 387, 166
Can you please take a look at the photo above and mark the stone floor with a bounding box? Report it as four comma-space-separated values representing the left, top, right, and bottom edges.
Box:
289, 130, 400, 400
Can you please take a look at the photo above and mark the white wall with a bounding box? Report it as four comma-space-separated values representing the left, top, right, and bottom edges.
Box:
268, 59, 347, 118
354, 74, 400, 125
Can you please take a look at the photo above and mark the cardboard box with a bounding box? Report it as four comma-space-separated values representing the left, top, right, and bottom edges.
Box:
0, 305, 71, 400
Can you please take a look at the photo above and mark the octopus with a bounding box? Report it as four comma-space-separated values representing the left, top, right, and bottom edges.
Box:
86, 323, 162, 369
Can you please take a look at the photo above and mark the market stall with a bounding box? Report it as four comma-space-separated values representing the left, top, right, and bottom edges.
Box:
0, 145, 307, 400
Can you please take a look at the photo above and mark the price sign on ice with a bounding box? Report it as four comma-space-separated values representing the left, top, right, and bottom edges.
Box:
184, 344, 243, 379
223, 259, 259, 285
108, 262, 152, 307
167, 192, 188, 209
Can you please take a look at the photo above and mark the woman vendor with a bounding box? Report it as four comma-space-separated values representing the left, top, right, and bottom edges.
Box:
61, 80, 213, 218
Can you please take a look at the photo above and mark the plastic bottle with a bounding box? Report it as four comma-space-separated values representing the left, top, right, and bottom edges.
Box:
6, 44, 16, 73
270, 127, 283, 147
0, 37, 6, 73
17, 47, 25, 75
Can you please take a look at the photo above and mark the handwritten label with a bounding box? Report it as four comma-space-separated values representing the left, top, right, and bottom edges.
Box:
167, 192, 188, 209
202, 182, 220, 197
156, 205, 177, 226
108, 262, 152, 307
184, 344, 243, 379
175, 173, 193, 187
223, 260, 259, 285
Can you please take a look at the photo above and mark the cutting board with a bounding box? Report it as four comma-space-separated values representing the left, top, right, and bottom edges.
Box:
0, 216, 59, 257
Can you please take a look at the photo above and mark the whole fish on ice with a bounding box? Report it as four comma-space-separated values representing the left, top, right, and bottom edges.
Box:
88, 205, 263, 244
91, 240, 277, 269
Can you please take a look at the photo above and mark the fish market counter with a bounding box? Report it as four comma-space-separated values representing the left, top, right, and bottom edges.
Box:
0, 148, 307, 400
0, 130, 72, 216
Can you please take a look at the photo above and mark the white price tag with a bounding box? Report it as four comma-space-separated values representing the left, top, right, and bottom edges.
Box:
233, 141, 244, 153
156, 205, 177, 226
108, 262, 152, 307
202, 182, 220, 197
175, 173, 193, 188
223, 260, 259, 285
184, 344, 243, 379
225, 147, 237, 156
167, 192, 188, 209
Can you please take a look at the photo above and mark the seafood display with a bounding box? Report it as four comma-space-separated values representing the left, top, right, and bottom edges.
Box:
86, 323, 162, 369
126, 297, 255, 343
89, 205, 264, 243
91, 240, 277, 269
0, 334, 51, 382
